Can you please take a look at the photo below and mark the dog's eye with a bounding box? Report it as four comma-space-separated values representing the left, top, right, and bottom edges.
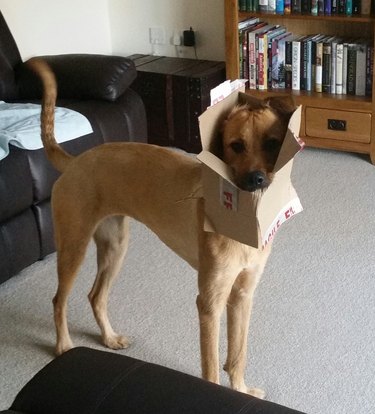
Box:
230, 140, 246, 154
262, 138, 281, 152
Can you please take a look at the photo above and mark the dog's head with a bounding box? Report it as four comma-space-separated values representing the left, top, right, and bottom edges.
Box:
221, 95, 296, 192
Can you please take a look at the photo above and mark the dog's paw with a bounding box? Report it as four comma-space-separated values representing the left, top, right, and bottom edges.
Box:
55, 339, 74, 356
104, 334, 131, 350
247, 387, 266, 399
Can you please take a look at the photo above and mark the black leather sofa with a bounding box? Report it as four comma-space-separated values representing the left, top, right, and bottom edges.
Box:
0, 11, 147, 284
0, 347, 305, 414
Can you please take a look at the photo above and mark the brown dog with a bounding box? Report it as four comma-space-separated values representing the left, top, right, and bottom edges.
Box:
29, 58, 296, 398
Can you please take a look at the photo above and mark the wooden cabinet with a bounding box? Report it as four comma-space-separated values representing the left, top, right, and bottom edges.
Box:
225, 0, 375, 163
129, 54, 226, 153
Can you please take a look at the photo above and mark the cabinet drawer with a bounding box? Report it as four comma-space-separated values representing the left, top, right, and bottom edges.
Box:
305, 108, 371, 144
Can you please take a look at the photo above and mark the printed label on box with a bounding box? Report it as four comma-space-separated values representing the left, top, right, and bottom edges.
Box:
262, 197, 303, 247
220, 178, 238, 211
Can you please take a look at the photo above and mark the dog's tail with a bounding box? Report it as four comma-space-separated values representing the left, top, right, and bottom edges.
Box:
28, 58, 73, 173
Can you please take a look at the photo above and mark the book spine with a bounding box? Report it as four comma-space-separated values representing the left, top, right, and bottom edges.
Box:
346, 0, 353, 14
356, 43, 366, 96
311, 0, 319, 14
322, 41, 332, 93
268, 0, 277, 12
331, 0, 339, 15
276, 0, 285, 13
336, 43, 344, 94
325, 0, 332, 14
361, 0, 371, 14
239, 0, 247, 11
306, 38, 314, 91
248, 33, 257, 89
315, 40, 324, 92
285, 39, 294, 89
301, 38, 308, 90
284, 0, 292, 12
292, 39, 301, 90
330, 40, 337, 94
338, 0, 346, 14
347, 44, 357, 95
292, 0, 302, 13
342, 43, 348, 94
301, 0, 311, 14
318, 0, 324, 13
258, 34, 267, 90
259, 0, 269, 12
366, 45, 373, 96
352, 0, 361, 13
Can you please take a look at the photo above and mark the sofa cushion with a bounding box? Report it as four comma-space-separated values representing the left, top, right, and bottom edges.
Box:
17, 55, 137, 102
0, 147, 33, 222
0, 209, 40, 284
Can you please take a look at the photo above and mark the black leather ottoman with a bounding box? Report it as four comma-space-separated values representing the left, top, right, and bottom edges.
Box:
1, 347, 305, 414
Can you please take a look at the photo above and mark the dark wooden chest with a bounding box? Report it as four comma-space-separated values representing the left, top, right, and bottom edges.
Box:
128, 55, 226, 153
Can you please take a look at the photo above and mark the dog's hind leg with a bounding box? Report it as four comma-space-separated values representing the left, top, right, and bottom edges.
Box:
224, 267, 265, 398
53, 214, 95, 356
89, 215, 130, 350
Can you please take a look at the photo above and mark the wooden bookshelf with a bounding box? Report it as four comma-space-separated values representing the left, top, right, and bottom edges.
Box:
225, 0, 375, 163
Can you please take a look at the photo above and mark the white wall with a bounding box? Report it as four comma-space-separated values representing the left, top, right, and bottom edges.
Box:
108, 0, 225, 61
0, 0, 225, 61
0, 0, 112, 59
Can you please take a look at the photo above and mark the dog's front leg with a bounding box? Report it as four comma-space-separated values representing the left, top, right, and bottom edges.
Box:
196, 267, 238, 385
224, 267, 265, 398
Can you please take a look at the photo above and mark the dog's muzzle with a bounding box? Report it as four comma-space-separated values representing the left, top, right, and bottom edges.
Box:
241, 171, 270, 192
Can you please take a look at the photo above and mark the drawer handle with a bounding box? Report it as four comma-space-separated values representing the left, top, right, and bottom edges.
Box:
328, 119, 347, 131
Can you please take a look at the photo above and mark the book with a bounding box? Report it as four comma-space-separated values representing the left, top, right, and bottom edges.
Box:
315, 36, 329, 92
347, 43, 357, 95
259, 25, 286, 90
366, 45, 373, 96
259, 0, 269, 12
356, 42, 367, 96
330, 38, 342, 94
322, 37, 336, 93
318, 0, 325, 14
361, 0, 371, 14
301, 0, 312, 14
346, 0, 353, 14
268, 0, 277, 12
311, 0, 319, 14
325, 0, 332, 13
352, 0, 361, 13
267, 28, 288, 88
336, 42, 344, 94
276, 0, 285, 13
285, 35, 300, 88
248, 23, 275, 89
342, 41, 349, 94
311, 34, 326, 91
240, 21, 262, 79
292, 35, 308, 90
284, 0, 292, 13
274, 33, 297, 88
292, 0, 302, 13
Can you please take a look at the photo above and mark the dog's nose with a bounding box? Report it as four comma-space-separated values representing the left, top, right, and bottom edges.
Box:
242, 171, 269, 192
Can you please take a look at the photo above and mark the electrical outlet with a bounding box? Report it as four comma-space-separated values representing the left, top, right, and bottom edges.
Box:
149, 27, 166, 45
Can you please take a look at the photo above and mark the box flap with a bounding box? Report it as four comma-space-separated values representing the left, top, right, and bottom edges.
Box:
273, 106, 303, 173
199, 86, 246, 154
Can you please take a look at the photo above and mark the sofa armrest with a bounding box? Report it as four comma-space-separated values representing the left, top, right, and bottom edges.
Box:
16, 54, 137, 102
7, 347, 305, 414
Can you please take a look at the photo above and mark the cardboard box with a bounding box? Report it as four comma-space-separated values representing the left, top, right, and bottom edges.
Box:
197, 88, 303, 248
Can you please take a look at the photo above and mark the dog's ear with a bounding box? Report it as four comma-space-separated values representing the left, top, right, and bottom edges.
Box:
238, 93, 264, 110
264, 95, 296, 118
